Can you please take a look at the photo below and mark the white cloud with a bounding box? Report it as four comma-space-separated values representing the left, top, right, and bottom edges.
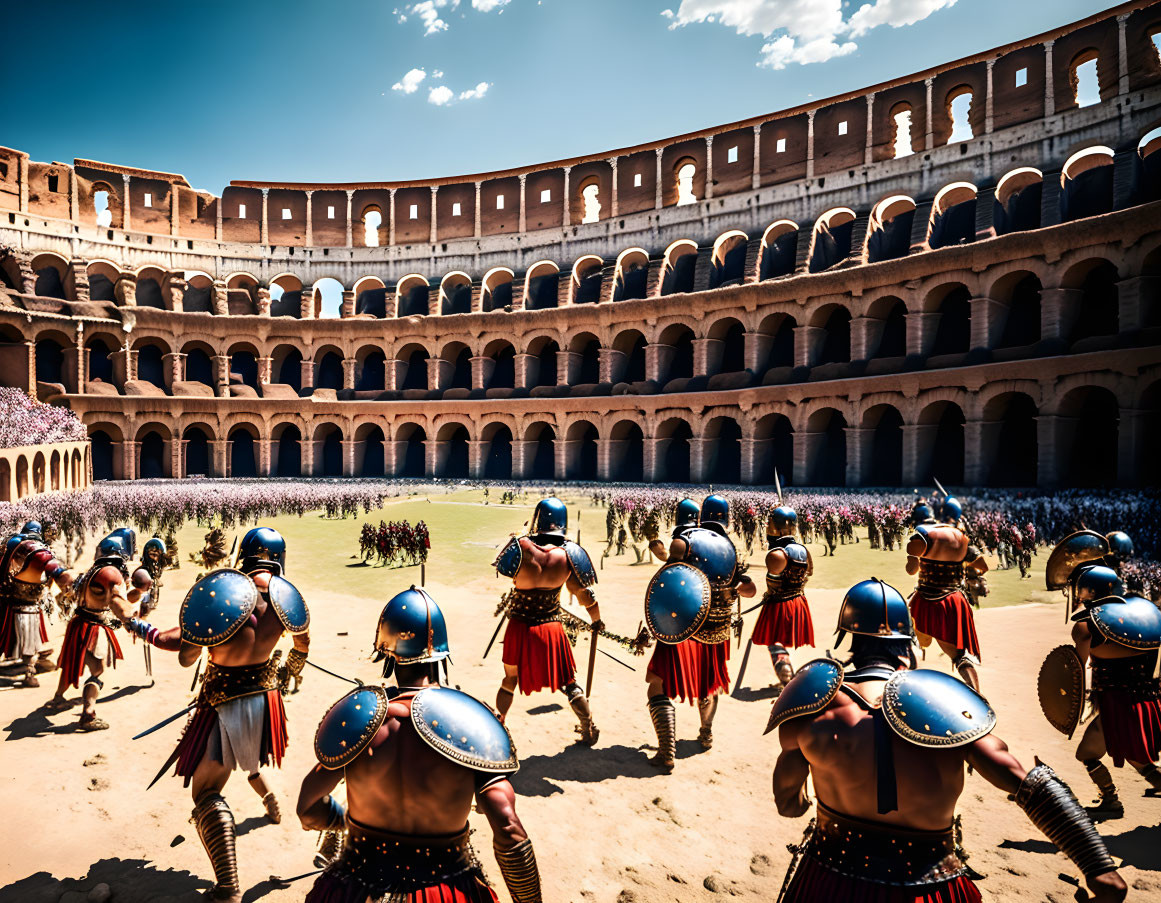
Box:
664, 0, 955, 69
459, 81, 491, 100
428, 85, 455, 106
392, 68, 427, 94
432, 69, 444, 79
402, 0, 459, 36
472, 0, 510, 10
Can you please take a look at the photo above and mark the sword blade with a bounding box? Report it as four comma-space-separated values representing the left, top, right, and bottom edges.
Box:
933, 477, 948, 498
597, 647, 636, 671
732, 638, 754, 697
189, 651, 203, 692
585, 624, 599, 697
774, 469, 783, 505
483, 612, 507, 660
305, 658, 362, 685
133, 702, 196, 740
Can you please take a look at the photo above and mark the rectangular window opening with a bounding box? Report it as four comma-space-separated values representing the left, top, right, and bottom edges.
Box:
47, 175, 59, 192
282, 208, 291, 220
327, 205, 335, 219
727, 145, 738, 164
1015, 67, 1027, 87
540, 188, 551, 203
143, 192, 152, 207
496, 195, 505, 210
838, 120, 848, 136
633, 173, 642, 187
238, 204, 246, 218
452, 202, 462, 216
409, 204, 418, 219
776, 138, 786, 153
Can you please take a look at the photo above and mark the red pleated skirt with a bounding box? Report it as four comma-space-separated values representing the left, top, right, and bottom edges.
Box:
56, 616, 123, 688
909, 590, 981, 659
783, 856, 981, 903
1098, 689, 1161, 767
647, 638, 729, 703
0, 605, 49, 655
168, 690, 288, 786
752, 594, 815, 648
502, 619, 576, 694
306, 872, 497, 903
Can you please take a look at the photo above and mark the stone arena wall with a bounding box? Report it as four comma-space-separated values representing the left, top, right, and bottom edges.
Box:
0, 441, 92, 503
1, 1, 1160, 489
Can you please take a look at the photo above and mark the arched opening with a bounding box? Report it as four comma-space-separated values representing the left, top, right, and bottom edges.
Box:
709, 231, 748, 289
1061, 147, 1114, 222
806, 408, 847, 486
93, 185, 113, 227
525, 261, 561, 311
570, 334, 601, 385
1068, 260, 1119, 344
90, 429, 115, 480
225, 273, 259, 315
181, 272, 214, 313
1070, 51, 1101, 108
483, 424, 513, 479
528, 337, 560, 388
362, 207, 383, 247
270, 274, 304, 319
929, 183, 977, 249
675, 160, 698, 206
396, 424, 428, 478
85, 336, 117, 388
313, 277, 344, 319
398, 345, 430, 392
758, 313, 796, 372
661, 241, 698, 296
566, 421, 599, 481
994, 168, 1043, 235
49, 450, 61, 491
273, 345, 303, 392
759, 222, 798, 280
891, 104, 914, 159
138, 428, 168, 479
809, 208, 856, 272
32, 452, 45, 494
438, 424, 470, 479
15, 456, 29, 496
708, 319, 746, 375
440, 273, 473, 316
315, 424, 344, 477
928, 285, 972, 357
657, 418, 692, 483
482, 268, 514, 312
525, 422, 557, 479
1138, 126, 1161, 204
657, 324, 695, 385
613, 249, 649, 302
315, 348, 345, 391
982, 393, 1038, 487
580, 179, 602, 223
354, 277, 388, 318
35, 336, 66, 386
357, 423, 386, 477
946, 88, 975, 143
397, 275, 430, 318
273, 423, 302, 477
863, 405, 903, 486
486, 341, 516, 390
814, 306, 852, 365
867, 296, 907, 360
754, 413, 794, 484
135, 267, 167, 309
611, 329, 648, 384
135, 342, 168, 390
609, 420, 644, 482
86, 261, 120, 302
31, 254, 69, 300
228, 344, 259, 392
917, 401, 965, 485
355, 347, 387, 392
571, 257, 603, 305
229, 425, 258, 477
183, 426, 211, 477
704, 416, 742, 484
993, 273, 1042, 349
867, 196, 916, 264
441, 342, 473, 391
1058, 386, 1118, 487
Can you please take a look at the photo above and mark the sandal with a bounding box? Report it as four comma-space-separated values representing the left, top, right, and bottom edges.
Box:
79, 714, 110, 731
44, 696, 73, 712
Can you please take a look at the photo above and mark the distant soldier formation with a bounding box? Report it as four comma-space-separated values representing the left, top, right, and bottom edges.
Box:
5, 484, 1158, 903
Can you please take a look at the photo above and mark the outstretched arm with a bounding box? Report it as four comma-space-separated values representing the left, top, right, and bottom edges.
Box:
478, 779, 540, 903
565, 574, 601, 629
296, 763, 345, 832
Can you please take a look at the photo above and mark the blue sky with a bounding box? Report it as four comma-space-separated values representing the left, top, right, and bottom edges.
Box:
1, 0, 1114, 191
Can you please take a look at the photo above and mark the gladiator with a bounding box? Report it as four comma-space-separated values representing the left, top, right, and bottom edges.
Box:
749, 505, 814, 692
1, 521, 70, 686
138, 535, 169, 617
643, 494, 755, 771
127, 526, 310, 902
646, 497, 700, 563
46, 529, 144, 728
1066, 566, 1161, 820
298, 587, 542, 903
905, 496, 987, 690
769, 578, 1126, 903
492, 497, 601, 745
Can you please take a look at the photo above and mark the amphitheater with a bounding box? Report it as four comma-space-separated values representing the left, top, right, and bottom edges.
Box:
2, 1, 1160, 492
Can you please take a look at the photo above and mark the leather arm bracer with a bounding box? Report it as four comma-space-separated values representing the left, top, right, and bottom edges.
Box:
279, 647, 308, 692
1015, 764, 1117, 878
494, 838, 542, 903
125, 617, 182, 651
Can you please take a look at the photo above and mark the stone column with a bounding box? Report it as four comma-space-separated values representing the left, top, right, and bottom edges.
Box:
849, 317, 878, 361
752, 124, 762, 190
345, 190, 354, 246
18, 155, 28, 213
864, 93, 875, 165
123, 441, 138, 482
69, 169, 79, 222
342, 357, 357, 390
743, 331, 772, 371
598, 348, 626, 384
608, 157, 619, 217
969, 296, 1005, 350
518, 174, 527, 234
300, 359, 315, 392
215, 354, 231, 398
173, 438, 185, 480
428, 358, 450, 391
654, 148, 664, 209
474, 182, 482, 238
122, 174, 132, 231
73, 323, 86, 390
216, 193, 223, 240
212, 281, 228, 316
388, 188, 396, 246
703, 137, 713, 200
738, 438, 758, 484
553, 439, 574, 481
258, 438, 273, 477
984, 59, 996, 134
905, 311, 939, 356
556, 350, 580, 386
514, 353, 536, 389
645, 343, 674, 383
257, 287, 271, 317
304, 191, 313, 246
688, 439, 709, 483
1117, 14, 1130, 95
258, 356, 272, 387
471, 356, 495, 390
1116, 277, 1146, 332
643, 438, 662, 483
562, 166, 571, 226
692, 338, 723, 377
924, 78, 934, 150
430, 186, 438, 243
792, 431, 811, 486
170, 184, 180, 235
260, 188, 269, 244
468, 441, 487, 479
806, 110, 816, 180
1118, 408, 1143, 486
846, 427, 873, 487
793, 326, 825, 368
161, 352, 185, 388
962, 420, 986, 486
1036, 415, 1063, 488
211, 439, 229, 478
906, 424, 939, 486
1039, 287, 1082, 342
1043, 40, 1055, 117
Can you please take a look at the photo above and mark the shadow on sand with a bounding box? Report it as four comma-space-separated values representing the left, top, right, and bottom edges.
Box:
998, 821, 1161, 871
512, 740, 707, 797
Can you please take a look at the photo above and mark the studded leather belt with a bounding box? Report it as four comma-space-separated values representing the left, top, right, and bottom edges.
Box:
506, 587, 562, 626
199, 656, 280, 707
327, 818, 485, 895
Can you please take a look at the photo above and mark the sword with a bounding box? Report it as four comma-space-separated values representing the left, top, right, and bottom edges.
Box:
133, 702, 197, 740
585, 614, 599, 697
741, 598, 766, 616
189, 650, 204, 692
483, 612, 507, 660
598, 647, 636, 671
305, 659, 362, 685
774, 468, 783, 505
143, 643, 152, 679
933, 477, 948, 498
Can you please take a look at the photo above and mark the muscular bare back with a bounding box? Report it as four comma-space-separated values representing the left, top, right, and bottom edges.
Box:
781, 682, 967, 831
344, 697, 478, 835
205, 585, 286, 668
513, 538, 571, 590
907, 526, 969, 563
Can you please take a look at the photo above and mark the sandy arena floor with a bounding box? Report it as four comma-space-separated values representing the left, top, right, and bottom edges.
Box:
1, 496, 1159, 902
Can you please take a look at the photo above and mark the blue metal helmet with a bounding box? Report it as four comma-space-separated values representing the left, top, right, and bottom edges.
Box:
675, 498, 700, 529
911, 502, 935, 526
143, 536, 167, 559
937, 497, 963, 523
238, 526, 287, 575
530, 497, 568, 537
768, 506, 798, 536
374, 586, 450, 668
21, 521, 43, 538
836, 578, 912, 642
96, 527, 135, 563
1073, 565, 1124, 605
1105, 531, 1133, 562
700, 494, 730, 530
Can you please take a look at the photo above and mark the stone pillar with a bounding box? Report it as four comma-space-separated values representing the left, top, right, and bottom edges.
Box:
388, 188, 396, 246
256, 287, 271, 317
386, 358, 405, 392
792, 431, 811, 486
69, 169, 79, 222
1117, 14, 1130, 95
514, 353, 536, 389
338, 439, 355, 477
1116, 277, 1146, 332
212, 281, 228, 316
608, 157, 619, 217
557, 350, 580, 386
846, 427, 873, 487
553, 439, 573, 481
430, 186, 438, 243
518, 174, 527, 234
109, 348, 133, 389
211, 439, 229, 478
905, 311, 939, 357
18, 155, 28, 213
123, 441, 137, 482
122, 174, 132, 231
654, 148, 663, 209
743, 331, 772, 371
1118, 408, 1143, 486
468, 441, 487, 479
345, 190, 354, 246
794, 326, 825, 368
341, 290, 355, 318
969, 296, 1005, 350
1039, 287, 1082, 342
595, 439, 617, 482
645, 343, 674, 383
806, 110, 816, 180
752, 125, 762, 190
962, 420, 986, 486
170, 184, 180, 236
216, 193, 223, 240
1043, 40, 1055, 117
471, 355, 494, 390
598, 348, 626, 384
1036, 415, 1063, 488
342, 357, 357, 390
864, 93, 875, 165
73, 323, 86, 390
924, 78, 935, 150
301, 439, 315, 478
688, 438, 709, 483
260, 188, 269, 244
300, 359, 315, 392
429, 358, 450, 391
215, 354, 231, 398
849, 317, 878, 361
173, 438, 185, 480
304, 191, 313, 246
474, 182, 482, 238
703, 137, 713, 200
258, 438, 273, 477
739, 438, 758, 484
984, 59, 996, 134
161, 352, 185, 389
258, 356, 272, 387
692, 338, 723, 377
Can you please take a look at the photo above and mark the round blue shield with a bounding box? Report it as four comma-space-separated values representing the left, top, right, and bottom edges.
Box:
645, 562, 712, 644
